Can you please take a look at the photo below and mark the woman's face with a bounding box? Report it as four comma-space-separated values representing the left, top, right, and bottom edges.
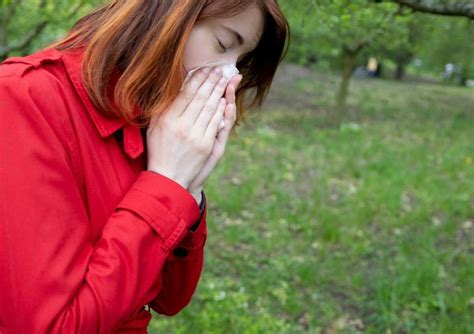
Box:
182, 4, 265, 73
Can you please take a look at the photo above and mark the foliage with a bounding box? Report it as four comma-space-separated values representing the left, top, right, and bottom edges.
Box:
278, 0, 412, 126
280, 0, 407, 69
279, 0, 474, 84
413, 15, 474, 84
0, 0, 100, 59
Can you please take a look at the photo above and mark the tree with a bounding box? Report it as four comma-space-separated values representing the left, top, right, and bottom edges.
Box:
382, 0, 474, 85
414, 15, 474, 85
390, 0, 474, 19
280, 0, 409, 126
369, 9, 425, 81
0, 0, 97, 60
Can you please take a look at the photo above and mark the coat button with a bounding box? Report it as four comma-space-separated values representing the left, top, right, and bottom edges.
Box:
172, 247, 189, 258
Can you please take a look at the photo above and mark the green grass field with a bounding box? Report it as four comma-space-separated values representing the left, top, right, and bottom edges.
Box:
150, 63, 474, 333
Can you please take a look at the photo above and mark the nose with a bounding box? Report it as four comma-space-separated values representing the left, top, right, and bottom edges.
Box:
220, 55, 238, 67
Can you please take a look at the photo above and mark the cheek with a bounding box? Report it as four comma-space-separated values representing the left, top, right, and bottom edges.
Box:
182, 27, 217, 72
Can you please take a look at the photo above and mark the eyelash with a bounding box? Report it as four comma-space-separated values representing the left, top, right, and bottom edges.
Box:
216, 38, 250, 63
217, 39, 227, 52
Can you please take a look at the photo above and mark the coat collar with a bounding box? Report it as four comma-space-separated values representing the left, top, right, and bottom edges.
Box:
57, 47, 145, 160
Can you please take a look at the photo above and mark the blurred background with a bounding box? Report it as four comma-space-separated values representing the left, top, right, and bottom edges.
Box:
1, 0, 473, 332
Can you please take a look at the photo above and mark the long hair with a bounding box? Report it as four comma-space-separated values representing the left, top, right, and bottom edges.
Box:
45, 0, 290, 137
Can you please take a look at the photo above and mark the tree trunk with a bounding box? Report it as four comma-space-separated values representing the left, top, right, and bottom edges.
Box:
333, 49, 356, 127
395, 62, 405, 80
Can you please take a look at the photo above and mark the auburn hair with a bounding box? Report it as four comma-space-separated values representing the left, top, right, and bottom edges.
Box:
45, 0, 290, 137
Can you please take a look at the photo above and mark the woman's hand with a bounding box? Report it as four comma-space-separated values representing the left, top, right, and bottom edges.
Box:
187, 74, 243, 194
146, 66, 231, 190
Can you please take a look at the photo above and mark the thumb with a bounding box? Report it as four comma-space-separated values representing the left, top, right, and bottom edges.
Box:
224, 74, 243, 104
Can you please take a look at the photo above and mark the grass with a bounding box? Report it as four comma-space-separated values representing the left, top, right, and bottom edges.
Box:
149, 63, 474, 333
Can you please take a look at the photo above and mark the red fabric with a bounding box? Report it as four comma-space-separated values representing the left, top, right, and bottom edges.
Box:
0, 47, 208, 333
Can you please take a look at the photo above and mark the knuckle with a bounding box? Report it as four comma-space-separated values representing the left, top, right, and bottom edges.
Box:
182, 89, 194, 102
203, 103, 215, 114
196, 142, 209, 154
216, 85, 227, 95
210, 74, 222, 85
195, 92, 208, 104
196, 69, 209, 81
176, 126, 189, 139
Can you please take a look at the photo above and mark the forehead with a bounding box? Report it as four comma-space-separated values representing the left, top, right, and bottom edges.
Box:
207, 5, 265, 49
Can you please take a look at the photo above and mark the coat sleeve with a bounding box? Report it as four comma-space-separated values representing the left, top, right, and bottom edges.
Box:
150, 191, 208, 316
0, 70, 202, 332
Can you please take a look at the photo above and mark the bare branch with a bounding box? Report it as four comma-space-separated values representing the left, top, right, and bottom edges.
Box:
392, 0, 474, 19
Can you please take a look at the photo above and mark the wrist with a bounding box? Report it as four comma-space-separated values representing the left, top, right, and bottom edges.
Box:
188, 185, 203, 195
189, 188, 203, 206
147, 167, 189, 189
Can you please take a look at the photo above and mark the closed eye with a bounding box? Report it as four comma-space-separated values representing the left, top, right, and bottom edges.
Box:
217, 39, 227, 51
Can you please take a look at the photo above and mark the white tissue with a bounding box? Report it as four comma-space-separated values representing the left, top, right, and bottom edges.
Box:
182, 61, 239, 86
221, 63, 240, 79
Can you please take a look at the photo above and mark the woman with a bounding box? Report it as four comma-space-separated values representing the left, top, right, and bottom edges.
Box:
0, 0, 289, 332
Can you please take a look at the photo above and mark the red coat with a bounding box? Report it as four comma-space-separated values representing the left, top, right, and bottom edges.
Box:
0, 47, 208, 333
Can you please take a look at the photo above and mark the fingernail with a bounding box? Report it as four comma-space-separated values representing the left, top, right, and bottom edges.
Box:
218, 77, 226, 86
213, 66, 222, 76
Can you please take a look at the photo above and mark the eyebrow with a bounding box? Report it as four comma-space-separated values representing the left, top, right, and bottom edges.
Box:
220, 24, 245, 46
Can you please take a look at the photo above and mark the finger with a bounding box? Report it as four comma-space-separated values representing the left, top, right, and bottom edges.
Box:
204, 97, 227, 140
182, 66, 224, 123
194, 75, 231, 129
166, 66, 212, 118
215, 103, 236, 142
224, 75, 242, 104
231, 101, 237, 123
